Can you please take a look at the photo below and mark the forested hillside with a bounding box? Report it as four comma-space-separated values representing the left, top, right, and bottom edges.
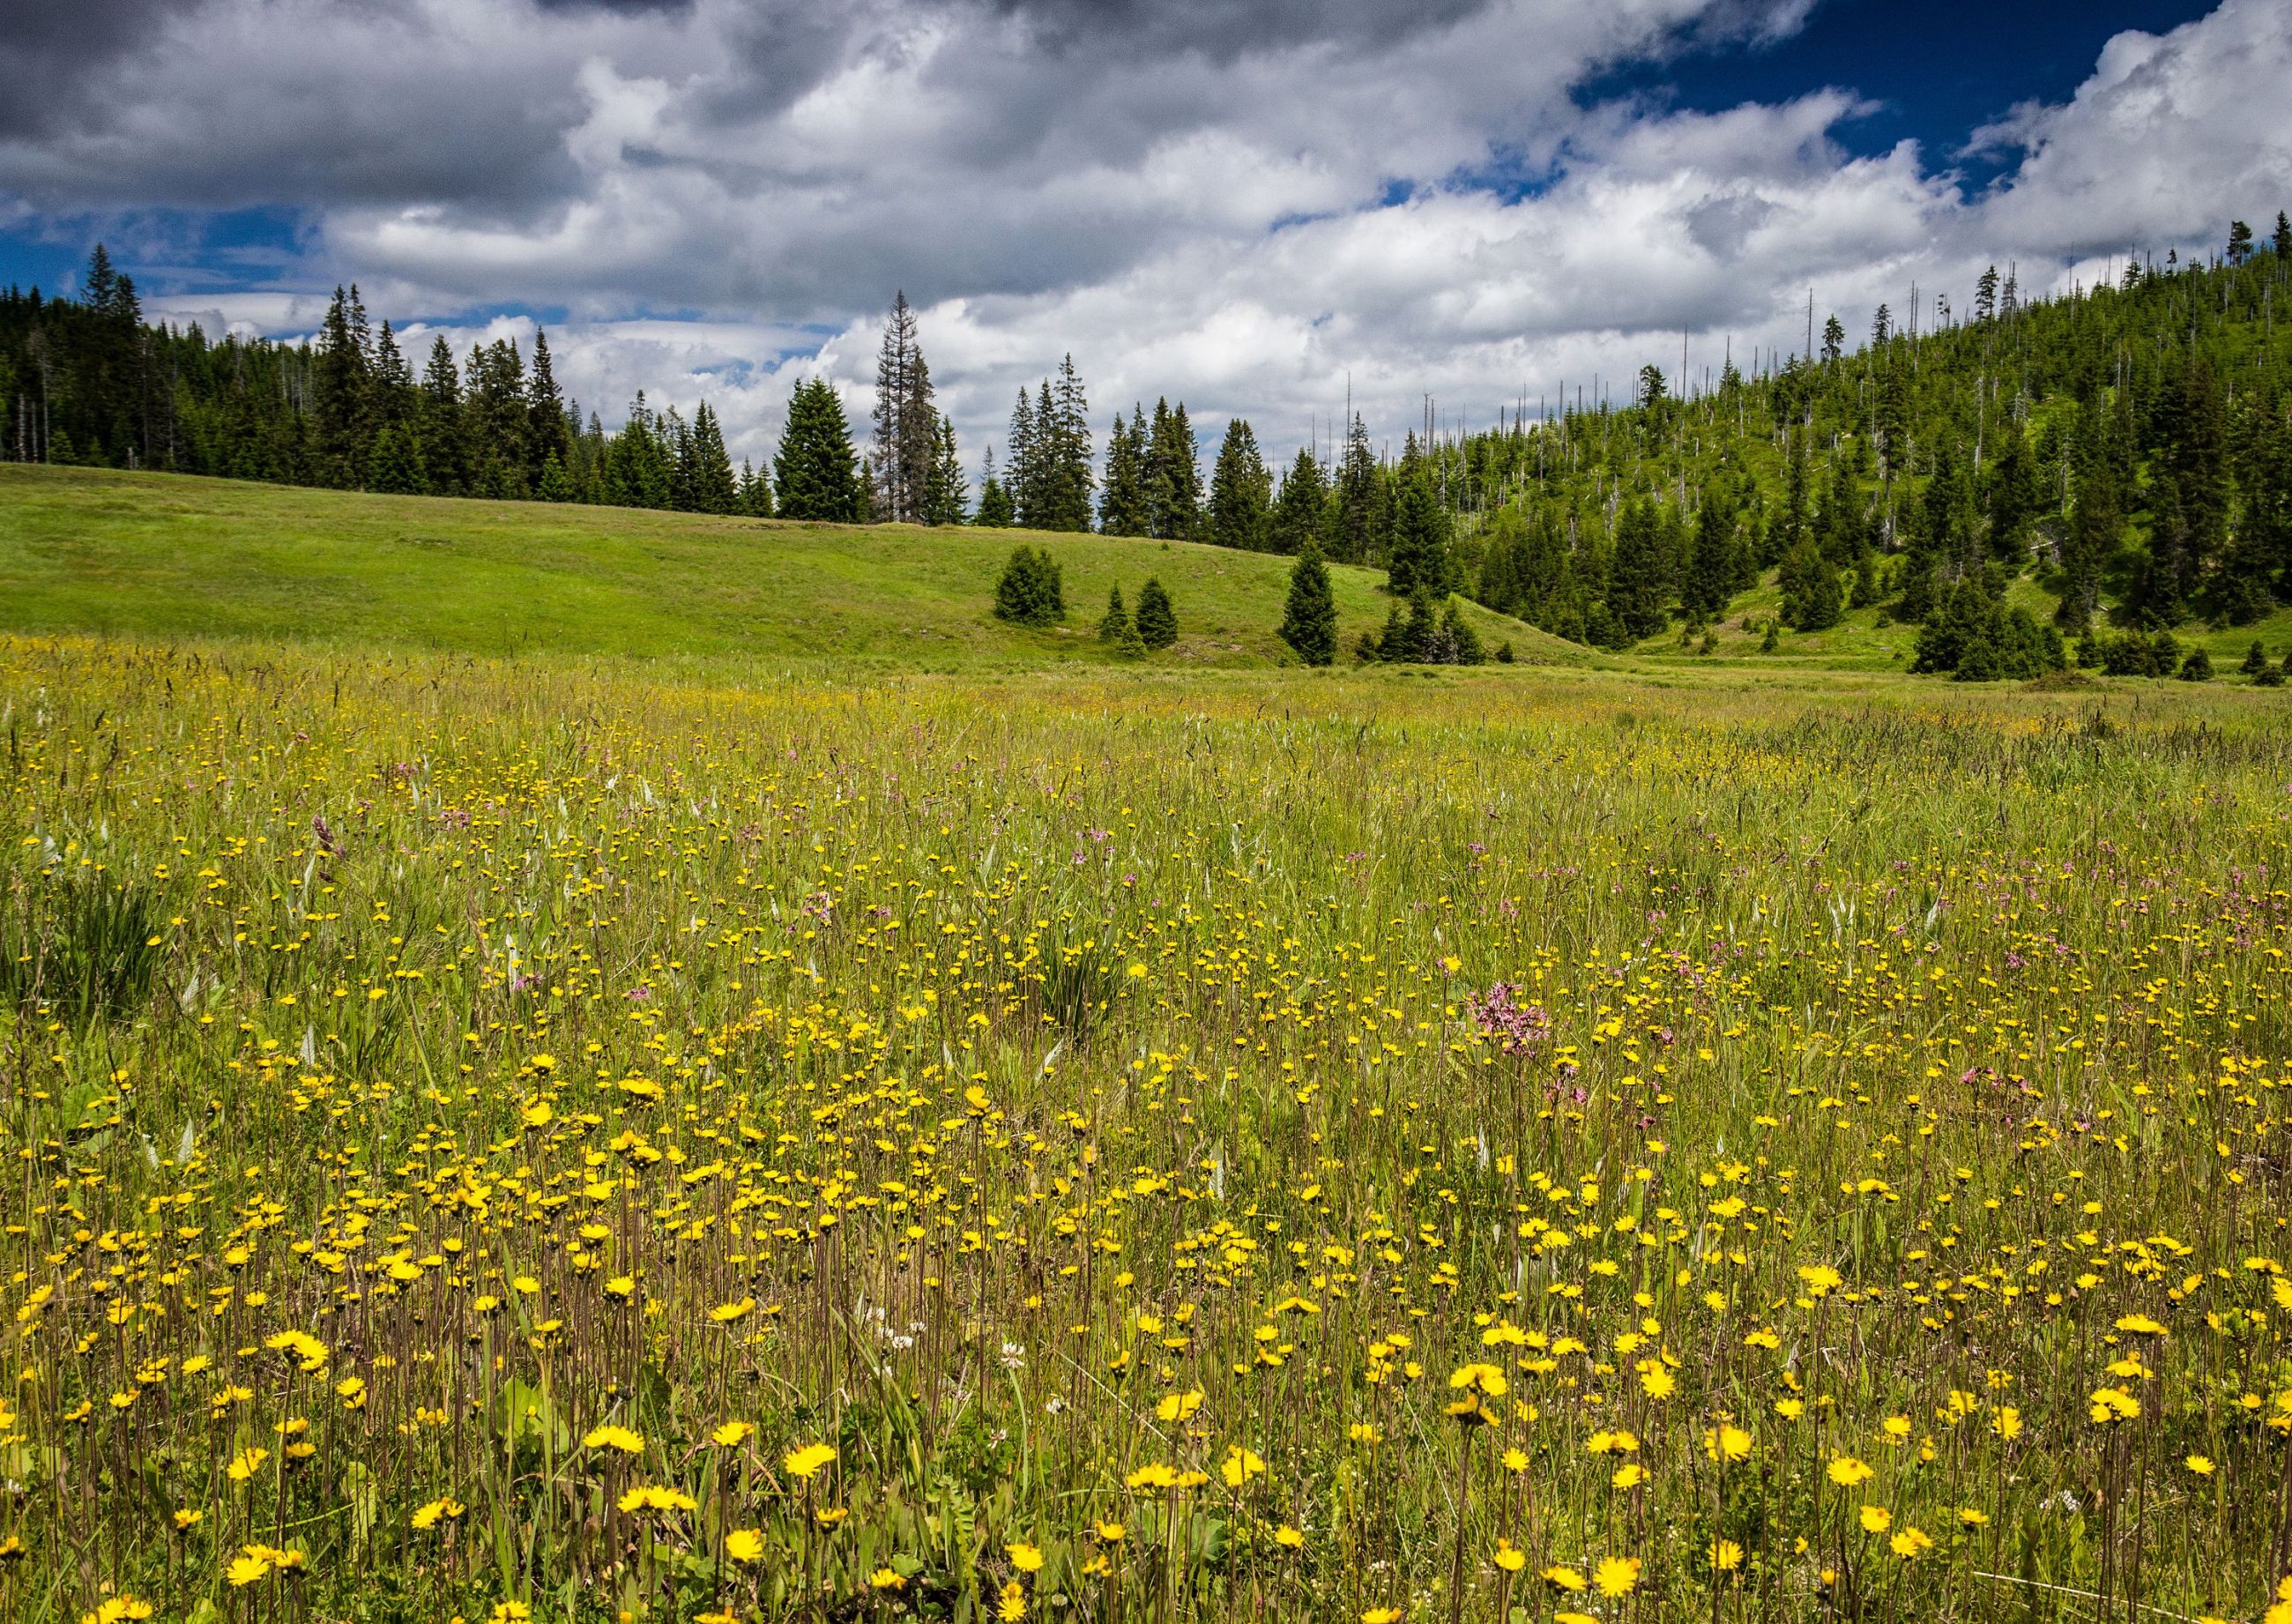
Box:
1430, 219, 2292, 676
6, 220, 2291, 677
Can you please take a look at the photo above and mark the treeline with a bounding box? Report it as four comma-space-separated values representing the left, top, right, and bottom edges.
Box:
0, 257, 789, 512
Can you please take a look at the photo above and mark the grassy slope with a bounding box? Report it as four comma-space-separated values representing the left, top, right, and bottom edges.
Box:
0, 465, 1581, 672
1619, 562, 2292, 682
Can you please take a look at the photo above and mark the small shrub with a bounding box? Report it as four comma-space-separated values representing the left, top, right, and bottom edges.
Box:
993, 547, 1064, 627
1134, 577, 1177, 649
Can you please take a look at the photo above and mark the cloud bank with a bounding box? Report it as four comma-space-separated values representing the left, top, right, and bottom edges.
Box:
4, 0, 2288, 467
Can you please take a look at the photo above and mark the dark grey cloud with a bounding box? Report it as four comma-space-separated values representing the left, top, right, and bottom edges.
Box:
979, 0, 1497, 61
0, 0, 177, 136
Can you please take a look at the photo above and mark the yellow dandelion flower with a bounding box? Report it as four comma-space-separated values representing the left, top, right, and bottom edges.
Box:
783, 1441, 837, 1479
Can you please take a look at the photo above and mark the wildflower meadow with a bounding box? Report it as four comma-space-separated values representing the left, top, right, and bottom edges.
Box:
4, 633, 2291, 1624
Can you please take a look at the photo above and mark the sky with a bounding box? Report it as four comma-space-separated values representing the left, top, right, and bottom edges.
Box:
2, 0, 2283, 472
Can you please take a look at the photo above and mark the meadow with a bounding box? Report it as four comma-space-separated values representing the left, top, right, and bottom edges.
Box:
0, 466, 1571, 673
4, 617, 2292, 1624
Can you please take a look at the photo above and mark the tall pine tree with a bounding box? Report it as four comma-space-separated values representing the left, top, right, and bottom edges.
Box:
774, 378, 864, 521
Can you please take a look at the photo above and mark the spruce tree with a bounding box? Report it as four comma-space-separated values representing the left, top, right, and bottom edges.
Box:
993, 546, 1063, 626
1208, 417, 1270, 551
738, 458, 776, 518
975, 446, 1016, 527
526, 327, 571, 478
688, 403, 738, 514
1386, 444, 1449, 600
773, 378, 863, 522
1007, 388, 1042, 526
1098, 585, 1131, 644
535, 451, 575, 504
1098, 409, 1151, 536
1605, 497, 1672, 641
1270, 447, 1328, 555
1277, 542, 1337, 666
1144, 399, 1201, 540
1682, 485, 1738, 622
312, 285, 372, 488
922, 413, 966, 525
1438, 599, 1485, 665
1779, 536, 1842, 631
872, 292, 935, 523
1040, 355, 1094, 533
368, 422, 427, 495
1335, 414, 1384, 563
1134, 577, 1177, 648
418, 336, 467, 495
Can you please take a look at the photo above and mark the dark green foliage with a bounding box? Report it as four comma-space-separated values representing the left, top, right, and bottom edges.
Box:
1681, 487, 1739, 622
1334, 414, 1387, 565
2242, 639, 2269, 676
2095, 628, 2182, 677
1134, 577, 1177, 648
1098, 409, 1150, 536
1494, 641, 1514, 663
922, 414, 967, 525
737, 458, 775, 518
1434, 599, 1485, 666
773, 379, 864, 522
1605, 497, 1673, 642
1098, 585, 1130, 644
1008, 357, 1094, 532
1386, 441, 1450, 600
1269, 447, 1329, 556
1144, 399, 1202, 540
1778, 536, 1842, 631
1357, 589, 1480, 666
1477, 504, 1578, 633
684, 403, 739, 515
993, 546, 1064, 627
974, 446, 1015, 528
2179, 646, 2214, 681
976, 473, 1015, 527
1912, 578, 2065, 680
536, 451, 576, 505
368, 422, 427, 495
1277, 543, 1337, 667
1208, 418, 1271, 551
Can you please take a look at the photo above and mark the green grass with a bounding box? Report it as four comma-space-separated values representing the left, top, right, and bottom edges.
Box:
1625, 562, 2292, 682
0, 465, 1578, 672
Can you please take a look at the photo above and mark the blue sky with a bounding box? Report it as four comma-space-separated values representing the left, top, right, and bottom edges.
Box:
1597, 0, 2219, 175
0, 0, 2280, 459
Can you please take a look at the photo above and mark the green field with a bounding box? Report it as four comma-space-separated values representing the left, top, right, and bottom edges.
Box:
4, 466, 2292, 1624
0, 466, 1580, 672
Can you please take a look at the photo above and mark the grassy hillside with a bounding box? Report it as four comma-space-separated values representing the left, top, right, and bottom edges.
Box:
0, 464, 1579, 671
1614, 559, 2292, 677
